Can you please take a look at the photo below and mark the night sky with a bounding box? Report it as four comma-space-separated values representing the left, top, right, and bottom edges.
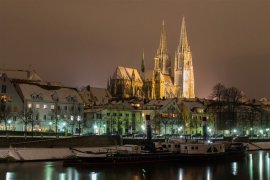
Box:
1, 0, 270, 99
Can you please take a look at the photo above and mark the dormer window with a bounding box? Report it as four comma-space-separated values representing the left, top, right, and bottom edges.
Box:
31, 93, 37, 100
36, 93, 43, 100
66, 96, 77, 103
51, 92, 58, 102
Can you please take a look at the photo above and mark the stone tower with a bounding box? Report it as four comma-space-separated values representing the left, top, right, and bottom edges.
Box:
174, 17, 195, 98
154, 20, 171, 75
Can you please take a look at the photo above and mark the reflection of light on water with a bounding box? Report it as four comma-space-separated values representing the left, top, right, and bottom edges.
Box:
249, 154, 253, 180
133, 175, 139, 180
266, 153, 270, 180
89, 172, 98, 180
178, 168, 184, 180
231, 162, 238, 176
206, 166, 212, 180
67, 168, 79, 180
59, 173, 66, 180
6, 172, 15, 180
44, 162, 54, 180
259, 151, 263, 180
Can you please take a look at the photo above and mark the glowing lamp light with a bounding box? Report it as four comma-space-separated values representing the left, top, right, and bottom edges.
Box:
94, 125, 98, 129
260, 129, 263, 134
141, 125, 146, 131
233, 129, 237, 133
266, 128, 269, 132
49, 122, 52, 125
8, 120, 12, 124
178, 126, 183, 131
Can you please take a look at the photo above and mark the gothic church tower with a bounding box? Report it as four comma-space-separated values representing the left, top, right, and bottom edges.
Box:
174, 17, 195, 98
154, 20, 171, 75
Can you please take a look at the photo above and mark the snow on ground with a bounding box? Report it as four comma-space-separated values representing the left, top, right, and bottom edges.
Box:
245, 142, 270, 151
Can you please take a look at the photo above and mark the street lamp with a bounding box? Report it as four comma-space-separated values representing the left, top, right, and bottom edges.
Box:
77, 115, 81, 135
8, 120, 12, 130
94, 124, 98, 134
103, 124, 106, 134
178, 126, 183, 135
141, 124, 146, 131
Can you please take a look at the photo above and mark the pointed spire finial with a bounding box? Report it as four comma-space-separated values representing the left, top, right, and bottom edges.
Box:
178, 16, 189, 52
141, 50, 145, 73
158, 19, 168, 54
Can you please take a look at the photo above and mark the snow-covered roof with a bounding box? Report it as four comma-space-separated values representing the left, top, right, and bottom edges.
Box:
112, 66, 143, 82
181, 101, 205, 110
80, 86, 112, 106
18, 83, 83, 104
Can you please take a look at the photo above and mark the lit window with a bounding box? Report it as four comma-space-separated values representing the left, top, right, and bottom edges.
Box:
36, 104, 40, 109
28, 103, 32, 108
44, 104, 47, 109
51, 105, 55, 110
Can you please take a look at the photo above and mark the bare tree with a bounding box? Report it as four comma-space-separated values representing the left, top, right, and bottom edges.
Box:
17, 108, 33, 133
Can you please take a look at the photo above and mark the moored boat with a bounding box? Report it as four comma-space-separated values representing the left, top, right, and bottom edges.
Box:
63, 141, 246, 167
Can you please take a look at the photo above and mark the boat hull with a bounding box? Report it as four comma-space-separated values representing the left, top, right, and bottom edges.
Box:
63, 151, 246, 167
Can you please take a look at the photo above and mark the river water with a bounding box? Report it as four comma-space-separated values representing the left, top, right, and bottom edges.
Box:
0, 151, 269, 180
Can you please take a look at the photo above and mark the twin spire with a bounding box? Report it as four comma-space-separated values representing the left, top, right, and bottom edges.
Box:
141, 17, 190, 73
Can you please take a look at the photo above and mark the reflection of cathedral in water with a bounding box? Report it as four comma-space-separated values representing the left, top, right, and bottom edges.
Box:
108, 17, 195, 99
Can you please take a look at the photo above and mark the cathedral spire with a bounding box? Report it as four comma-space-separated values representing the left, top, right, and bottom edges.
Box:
141, 51, 145, 73
178, 16, 189, 52
174, 16, 195, 99
155, 20, 171, 75
157, 19, 168, 54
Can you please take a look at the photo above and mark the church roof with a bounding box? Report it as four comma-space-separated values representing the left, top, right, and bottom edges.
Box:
112, 66, 142, 82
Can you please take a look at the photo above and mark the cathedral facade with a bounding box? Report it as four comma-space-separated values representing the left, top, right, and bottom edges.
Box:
108, 17, 195, 100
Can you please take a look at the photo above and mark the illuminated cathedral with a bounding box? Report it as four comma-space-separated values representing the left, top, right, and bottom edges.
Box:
108, 17, 195, 99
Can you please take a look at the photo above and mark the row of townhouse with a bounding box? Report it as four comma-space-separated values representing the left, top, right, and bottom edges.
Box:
83, 97, 216, 136
0, 72, 84, 134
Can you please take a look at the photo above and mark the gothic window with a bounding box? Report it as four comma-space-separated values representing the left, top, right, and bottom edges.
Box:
36, 104, 40, 109
44, 115, 47, 120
